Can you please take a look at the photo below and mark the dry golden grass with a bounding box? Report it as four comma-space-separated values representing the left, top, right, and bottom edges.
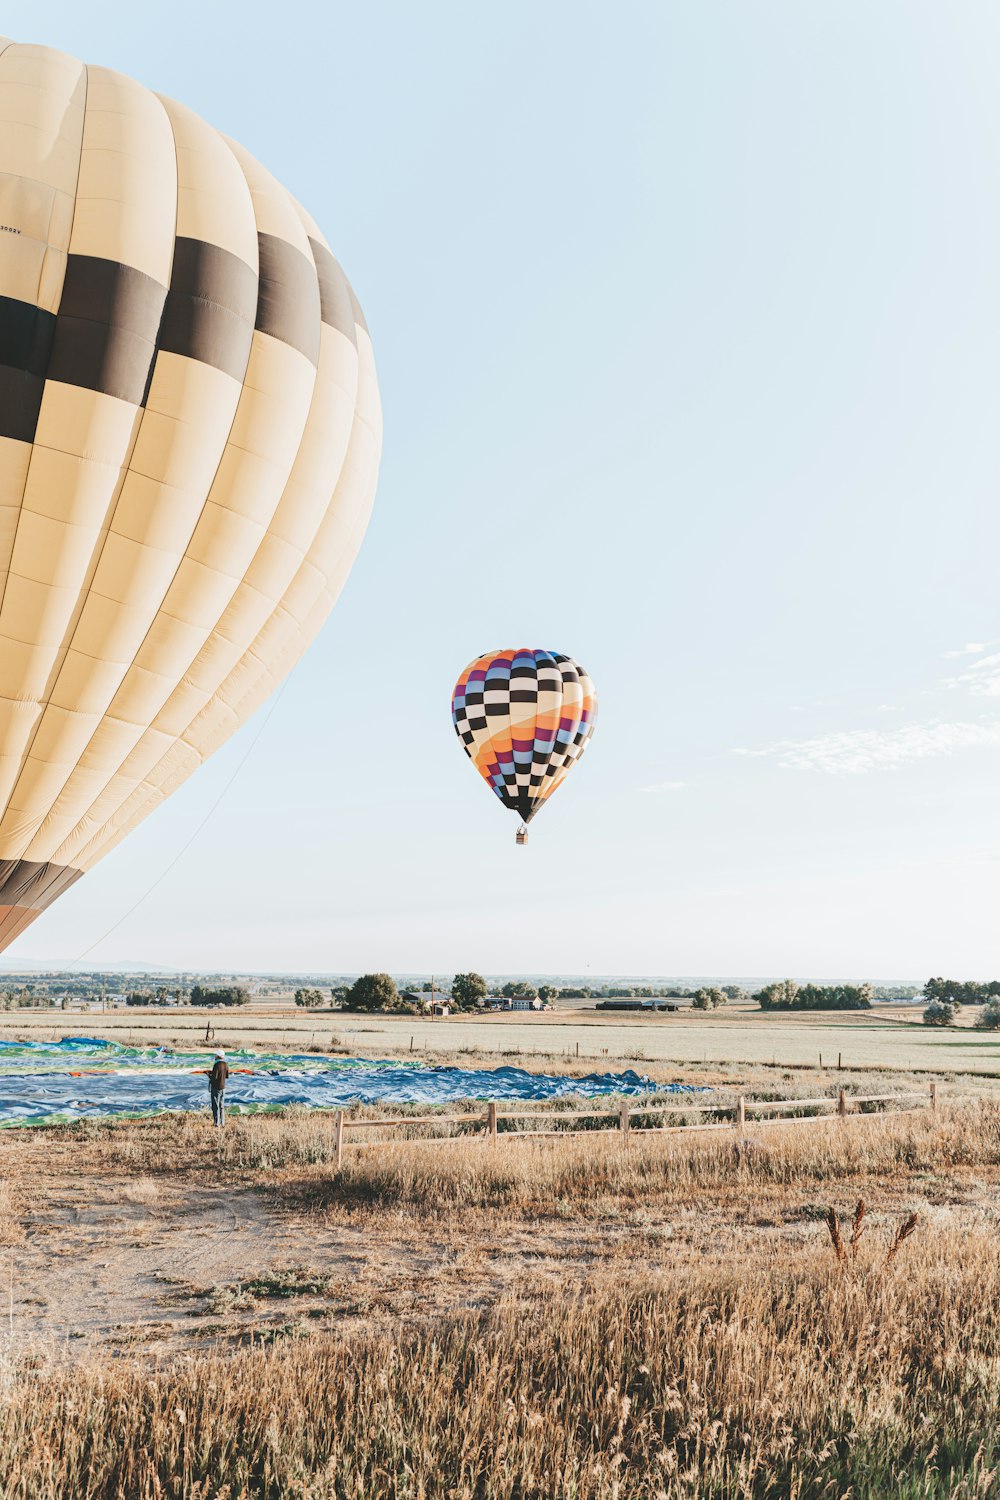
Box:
0, 1219, 997, 1498
0, 1180, 23, 1248
1, 1099, 998, 1496
5, 1092, 996, 1220
250, 1096, 1000, 1223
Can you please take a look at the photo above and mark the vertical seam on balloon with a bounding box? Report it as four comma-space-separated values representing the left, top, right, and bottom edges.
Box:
99, 155, 325, 768
46, 132, 330, 868
0, 55, 90, 860
550, 673, 584, 790
527, 648, 555, 816
70, 321, 376, 874
64, 274, 379, 875
12, 80, 183, 863
0, 52, 89, 628
33, 102, 260, 868
534, 661, 586, 808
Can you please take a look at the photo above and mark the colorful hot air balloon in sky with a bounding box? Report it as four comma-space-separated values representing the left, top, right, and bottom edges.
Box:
0, 39, 381, 951
452, 649, 597, 843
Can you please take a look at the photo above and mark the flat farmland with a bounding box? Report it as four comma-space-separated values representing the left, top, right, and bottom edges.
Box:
2, 1002, 999, 1076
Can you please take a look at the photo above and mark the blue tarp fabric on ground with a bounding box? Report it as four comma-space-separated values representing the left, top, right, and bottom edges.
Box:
0, 1037, 698, 1126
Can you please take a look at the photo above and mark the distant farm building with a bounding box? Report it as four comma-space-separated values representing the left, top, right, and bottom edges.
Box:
595, 998, 680, 1013
404, 993, 452, 1016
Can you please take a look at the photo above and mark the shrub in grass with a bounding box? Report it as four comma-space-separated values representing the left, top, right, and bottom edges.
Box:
976, 1000, 1000, 1030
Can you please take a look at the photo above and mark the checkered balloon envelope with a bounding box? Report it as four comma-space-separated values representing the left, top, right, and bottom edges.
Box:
451, 649, 597, 843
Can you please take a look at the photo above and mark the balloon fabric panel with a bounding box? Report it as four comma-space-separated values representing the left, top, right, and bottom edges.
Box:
0, 40, 381, 951
452, 649, 597, 827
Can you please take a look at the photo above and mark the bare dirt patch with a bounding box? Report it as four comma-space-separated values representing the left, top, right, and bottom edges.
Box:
2, 1097, 1000, 1364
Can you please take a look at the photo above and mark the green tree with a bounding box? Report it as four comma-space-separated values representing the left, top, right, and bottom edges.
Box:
190, 985, 250, 1007
537, 985, 556, 1002
451, 972, 488, 1010
923, 977, 980, 1006
344, 973, 398, 1012
294, 987, 324, 1008
922, 1000, 955, 1027
755, 979, 800, 1011
692, 987, 725, 1010
976, 1000, 1000, 1030
501, 980, 538, 999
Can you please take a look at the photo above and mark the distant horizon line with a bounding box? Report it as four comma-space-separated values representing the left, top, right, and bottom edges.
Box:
0, 963, 925, 985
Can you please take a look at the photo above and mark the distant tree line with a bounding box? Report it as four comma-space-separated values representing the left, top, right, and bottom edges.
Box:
126, 986, 181, 1006
547, 985, 709, 1000
923, 977, 1000, 1005
755, 980, 874, 1012
190, 985, 249, 1008
922, 977, 1000, 1029
0, 987, 48, 1010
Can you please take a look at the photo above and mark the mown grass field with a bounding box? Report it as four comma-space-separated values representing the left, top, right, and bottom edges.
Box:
4, 999, 1000, 1076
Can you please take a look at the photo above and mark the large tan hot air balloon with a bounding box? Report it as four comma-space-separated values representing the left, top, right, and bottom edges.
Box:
0, 40, 381, 951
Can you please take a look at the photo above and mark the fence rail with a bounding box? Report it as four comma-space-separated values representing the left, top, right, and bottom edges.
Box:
327, 1083, 938, 1168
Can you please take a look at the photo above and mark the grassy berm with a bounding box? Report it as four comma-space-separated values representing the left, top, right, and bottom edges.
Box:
2, 1099, 1000, 1497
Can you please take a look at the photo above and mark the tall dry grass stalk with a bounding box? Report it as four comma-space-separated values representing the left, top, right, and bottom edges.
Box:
255, 1098, 1000, 1222
7, 1097, 1000, 1222
0, 1222, 995, 1498
0, 1102, 995, 1493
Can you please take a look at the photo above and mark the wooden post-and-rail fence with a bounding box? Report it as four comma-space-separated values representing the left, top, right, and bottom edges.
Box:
329, 1084, 939, 1170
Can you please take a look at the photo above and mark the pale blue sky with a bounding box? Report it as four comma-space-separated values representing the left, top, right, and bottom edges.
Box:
9, 1, 1000, 977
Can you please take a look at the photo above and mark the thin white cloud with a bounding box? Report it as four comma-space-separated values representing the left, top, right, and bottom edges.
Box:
736, 720, 1000, 775
942, 641, 992, 659
638, 780, 686, 793
947, 652, 1000, 697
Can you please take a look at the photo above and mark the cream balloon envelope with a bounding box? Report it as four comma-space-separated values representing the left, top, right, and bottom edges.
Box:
0, 39, 381, 950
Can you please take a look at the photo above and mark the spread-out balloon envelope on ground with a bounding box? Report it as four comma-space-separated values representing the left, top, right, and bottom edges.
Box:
452, 649, 597, 843
0, 39, 381, 951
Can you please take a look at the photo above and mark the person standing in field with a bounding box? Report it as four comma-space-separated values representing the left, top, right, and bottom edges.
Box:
208, 1050, 229, 1128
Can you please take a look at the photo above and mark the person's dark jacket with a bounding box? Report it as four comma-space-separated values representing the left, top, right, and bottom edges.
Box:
209, 1060, 229, 1092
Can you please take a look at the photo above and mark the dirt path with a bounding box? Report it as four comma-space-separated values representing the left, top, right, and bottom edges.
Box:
6, 1108, 998, 1365
7, 1160, 651, 1362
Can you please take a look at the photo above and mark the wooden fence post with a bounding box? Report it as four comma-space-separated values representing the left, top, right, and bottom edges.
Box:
736, 1096, 746, 1136
334, 1109, 344, 1171
929, 1082, 937, 1114
619, 1101, 630, 1140
487, 1101, 497, 1143
837, 1088, 847, 1118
